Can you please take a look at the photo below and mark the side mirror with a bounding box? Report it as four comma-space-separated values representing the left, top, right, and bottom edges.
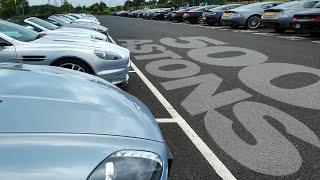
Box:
26, 26, 35, 31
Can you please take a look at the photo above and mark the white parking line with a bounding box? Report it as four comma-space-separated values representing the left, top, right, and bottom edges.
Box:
156, 118, 177, 123
313, 41, 320, 44
109, 35, 237, 180
128, 70, 136, 73
277, 36, 309, 41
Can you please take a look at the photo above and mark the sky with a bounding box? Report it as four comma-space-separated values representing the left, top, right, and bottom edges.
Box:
27, 0, 124, 7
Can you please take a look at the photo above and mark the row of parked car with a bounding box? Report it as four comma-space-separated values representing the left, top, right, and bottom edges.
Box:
0, 13, 171, 179
112, 0, 320, 34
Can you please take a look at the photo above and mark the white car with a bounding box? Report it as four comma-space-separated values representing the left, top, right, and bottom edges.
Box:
24, 17, 108, 41
0, 20, 130, 85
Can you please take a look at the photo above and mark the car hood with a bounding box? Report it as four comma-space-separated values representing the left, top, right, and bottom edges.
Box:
49, 27, 107, 40
0, 63, 163, 143
32, 35, 130, 58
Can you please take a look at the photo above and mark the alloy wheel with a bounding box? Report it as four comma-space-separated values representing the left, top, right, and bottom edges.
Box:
247, 16, 261, 29
59, 63, 86, 72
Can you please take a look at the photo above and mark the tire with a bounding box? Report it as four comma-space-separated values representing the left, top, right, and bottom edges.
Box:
246, 15, 261, 29
51, 58, 94, 74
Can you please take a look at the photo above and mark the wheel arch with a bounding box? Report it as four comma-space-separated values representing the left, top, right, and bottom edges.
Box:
50, 56, 95, 75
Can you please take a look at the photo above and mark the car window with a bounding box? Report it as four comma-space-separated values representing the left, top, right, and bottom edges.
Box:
275, 1, 303, 9
28, 17, 59, 30
303, 1, 319, 8
233, 3, 264, 10
261, 3, 275, 9
0, 20, 38, 42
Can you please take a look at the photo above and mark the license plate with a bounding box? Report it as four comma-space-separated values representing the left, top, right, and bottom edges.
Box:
223, 13, 231, 17
265, 12, 275, 16
295, 24, 301, 29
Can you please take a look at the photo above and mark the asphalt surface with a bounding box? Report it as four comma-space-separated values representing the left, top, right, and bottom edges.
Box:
99, 15, 320, 180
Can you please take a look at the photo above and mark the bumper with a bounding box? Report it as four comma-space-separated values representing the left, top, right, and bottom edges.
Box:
96, 59, 131, 85
184, 15, 199, 23
292, 21, 320, 33
172, 14, 184, 22
261, 17, 291, 29
204, 15, 220, 24
222, 16, 247, 26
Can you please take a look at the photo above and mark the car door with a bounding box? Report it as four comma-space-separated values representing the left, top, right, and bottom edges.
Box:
0, 38, 18, 63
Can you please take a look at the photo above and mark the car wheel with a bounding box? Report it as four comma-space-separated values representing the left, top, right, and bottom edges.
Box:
52, 59, 94, 74
246, 15, 261, 29
274, 27, 287, 33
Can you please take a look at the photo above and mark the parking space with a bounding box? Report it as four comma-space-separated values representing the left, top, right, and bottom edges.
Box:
134, 17, 320, 43
101, 15, 320, 180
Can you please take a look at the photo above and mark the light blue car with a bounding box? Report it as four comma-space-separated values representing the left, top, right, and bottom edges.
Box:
0, 63, 171, 180
0, 20, 130, 85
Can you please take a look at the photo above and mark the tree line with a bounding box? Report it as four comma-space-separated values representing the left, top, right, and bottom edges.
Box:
0, 0, 228, 19
0, 0, 123, 19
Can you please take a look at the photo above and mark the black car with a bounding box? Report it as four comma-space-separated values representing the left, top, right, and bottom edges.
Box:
183, 5, 219, 24
201, 4, 243, 25
292, 7, 320, 34
151, 8, 172, 20
171, 6, 199, 22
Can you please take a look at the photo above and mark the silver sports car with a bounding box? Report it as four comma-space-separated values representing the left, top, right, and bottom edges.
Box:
261, 0, 320, 32
0, 20, 130, 85
0, 62, 171, 180
23, 17, 108, 41
222, 2, 282, 29
48, 15, 108, 34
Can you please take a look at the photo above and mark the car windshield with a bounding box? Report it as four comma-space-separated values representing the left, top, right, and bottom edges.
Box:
275, 1, 305, 9
210, 4, 241, 11
50, 16, 71, 24
28, 17, 59, 30
64, 15, 77, 20
0, 20, 39, 42
59, 15, 74, 22
233, 2, 266, 10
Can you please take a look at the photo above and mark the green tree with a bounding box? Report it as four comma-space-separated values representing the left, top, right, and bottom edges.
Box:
61, 0, 73, 13
0, 0, 29, 18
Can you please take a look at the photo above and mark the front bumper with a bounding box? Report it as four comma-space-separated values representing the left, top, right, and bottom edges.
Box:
222, 16, 247, 26
292, 21, 320, 33
172, 14, 184, 22
96, 59, 131, 85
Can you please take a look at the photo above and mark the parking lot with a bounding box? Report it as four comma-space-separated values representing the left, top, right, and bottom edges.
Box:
101, 15, 320, 180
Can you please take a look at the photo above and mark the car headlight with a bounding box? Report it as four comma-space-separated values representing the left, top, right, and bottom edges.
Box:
94, 50, 122, 60
88, 150, 163, 180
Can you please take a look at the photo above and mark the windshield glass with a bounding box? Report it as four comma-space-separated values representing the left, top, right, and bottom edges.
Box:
275, 1, 303, 9
28, 17, 59, 30
0, 20, 38, 42
55, 16, 72, 23
210, 4, 242, 11
50, 16, 70, 24
233, 2, 265, 10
